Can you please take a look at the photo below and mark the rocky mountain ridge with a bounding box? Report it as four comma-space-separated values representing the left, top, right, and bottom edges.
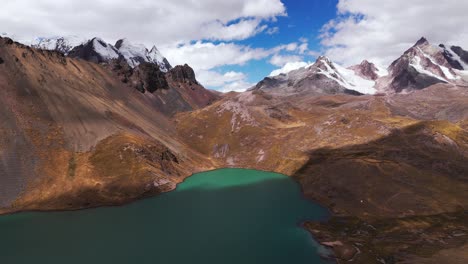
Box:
258, 37, 468, 96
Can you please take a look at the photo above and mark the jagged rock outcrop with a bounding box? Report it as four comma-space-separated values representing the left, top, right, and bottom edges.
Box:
130, 62, 169, 93
168, 64, 198, 84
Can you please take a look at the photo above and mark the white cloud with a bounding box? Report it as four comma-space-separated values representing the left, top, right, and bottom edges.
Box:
269, 54, 303, 67
162, 41, 271, 71
266, 27, 280, 35
219, 80, 256, 93
197, 70, 246, 88
0, 0, 286, 46
162, 39, 313, 92
269, 61, 311, 76
321, 0, 468, 67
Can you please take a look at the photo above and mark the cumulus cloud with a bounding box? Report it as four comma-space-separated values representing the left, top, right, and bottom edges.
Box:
219, 80, 256, 93
269, 61, 311, 76
163, 40, 312, 92
0, 0, 286, 46
162, 42, 271, 71
321, 0, 468, 67
197, 70, 247, 88
269, 54, 303, 67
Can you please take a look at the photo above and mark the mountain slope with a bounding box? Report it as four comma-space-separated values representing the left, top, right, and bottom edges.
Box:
0, 36, 215, 212
175, 83, 468, 263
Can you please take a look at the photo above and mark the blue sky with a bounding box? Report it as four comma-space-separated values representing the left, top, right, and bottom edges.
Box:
198, 0, 339, 91
215, 0, 338, 87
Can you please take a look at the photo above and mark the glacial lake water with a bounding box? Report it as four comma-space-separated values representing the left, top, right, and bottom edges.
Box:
0, 168, 330, 264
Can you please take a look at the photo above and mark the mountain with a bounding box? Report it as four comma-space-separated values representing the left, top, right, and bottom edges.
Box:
30, 36, 87, 55
380, 37, 467, 92
115, 38, 172, 72
68, 37, 120, 63
253, 56, 377, 96
3, 34, 173, 72
257, 37, 468, 95
0, 36, 216, 212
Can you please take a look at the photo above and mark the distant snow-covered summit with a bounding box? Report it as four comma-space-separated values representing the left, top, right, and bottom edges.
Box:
1, 33, 172, 72
260, 37, 468, 95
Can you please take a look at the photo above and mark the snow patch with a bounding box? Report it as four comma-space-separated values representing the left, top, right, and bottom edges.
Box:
31, 36, 86, 55
417, 47, 459, 80
317, 59, 377, 94
256, 149, 265, 163
92, 38, 119, 60
444, 47, 468, 70
410, 56, 447, 82
116, 39, 170, 71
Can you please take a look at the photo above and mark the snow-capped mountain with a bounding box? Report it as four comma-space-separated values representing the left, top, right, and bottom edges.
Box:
253, 56, 377, 95
1, 33, 172, 72
68, 37, 120, 64
257, 37, 468, 96
31, 36, 87, 55
115, 38, 172, 72
381, 37, 466, 93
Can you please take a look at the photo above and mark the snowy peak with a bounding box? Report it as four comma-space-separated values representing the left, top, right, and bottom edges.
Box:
114, 38, 172, 72
386, 37, 466, 92
91, 38, 120, 60
1, 33, 172, 72
31, 36, 86, 55
147, 45, 172, 72
313, 57, 377, 95
254, 56, 377, 96
414, 37, 429, 47
115, 38, 149, 68
68, 37, 120, 64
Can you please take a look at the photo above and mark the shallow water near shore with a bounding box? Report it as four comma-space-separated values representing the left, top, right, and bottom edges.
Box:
0, 168, 330, 264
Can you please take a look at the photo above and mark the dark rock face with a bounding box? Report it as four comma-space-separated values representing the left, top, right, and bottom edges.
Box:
451, 46, 468, 63
439, 44, 468, 70
440, 44, 464, 70
168, 64, 198, 85
160, 57, 172, 72
0, 57, 4, 64
131, 62, 169, 93
69, 38, 120, 64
